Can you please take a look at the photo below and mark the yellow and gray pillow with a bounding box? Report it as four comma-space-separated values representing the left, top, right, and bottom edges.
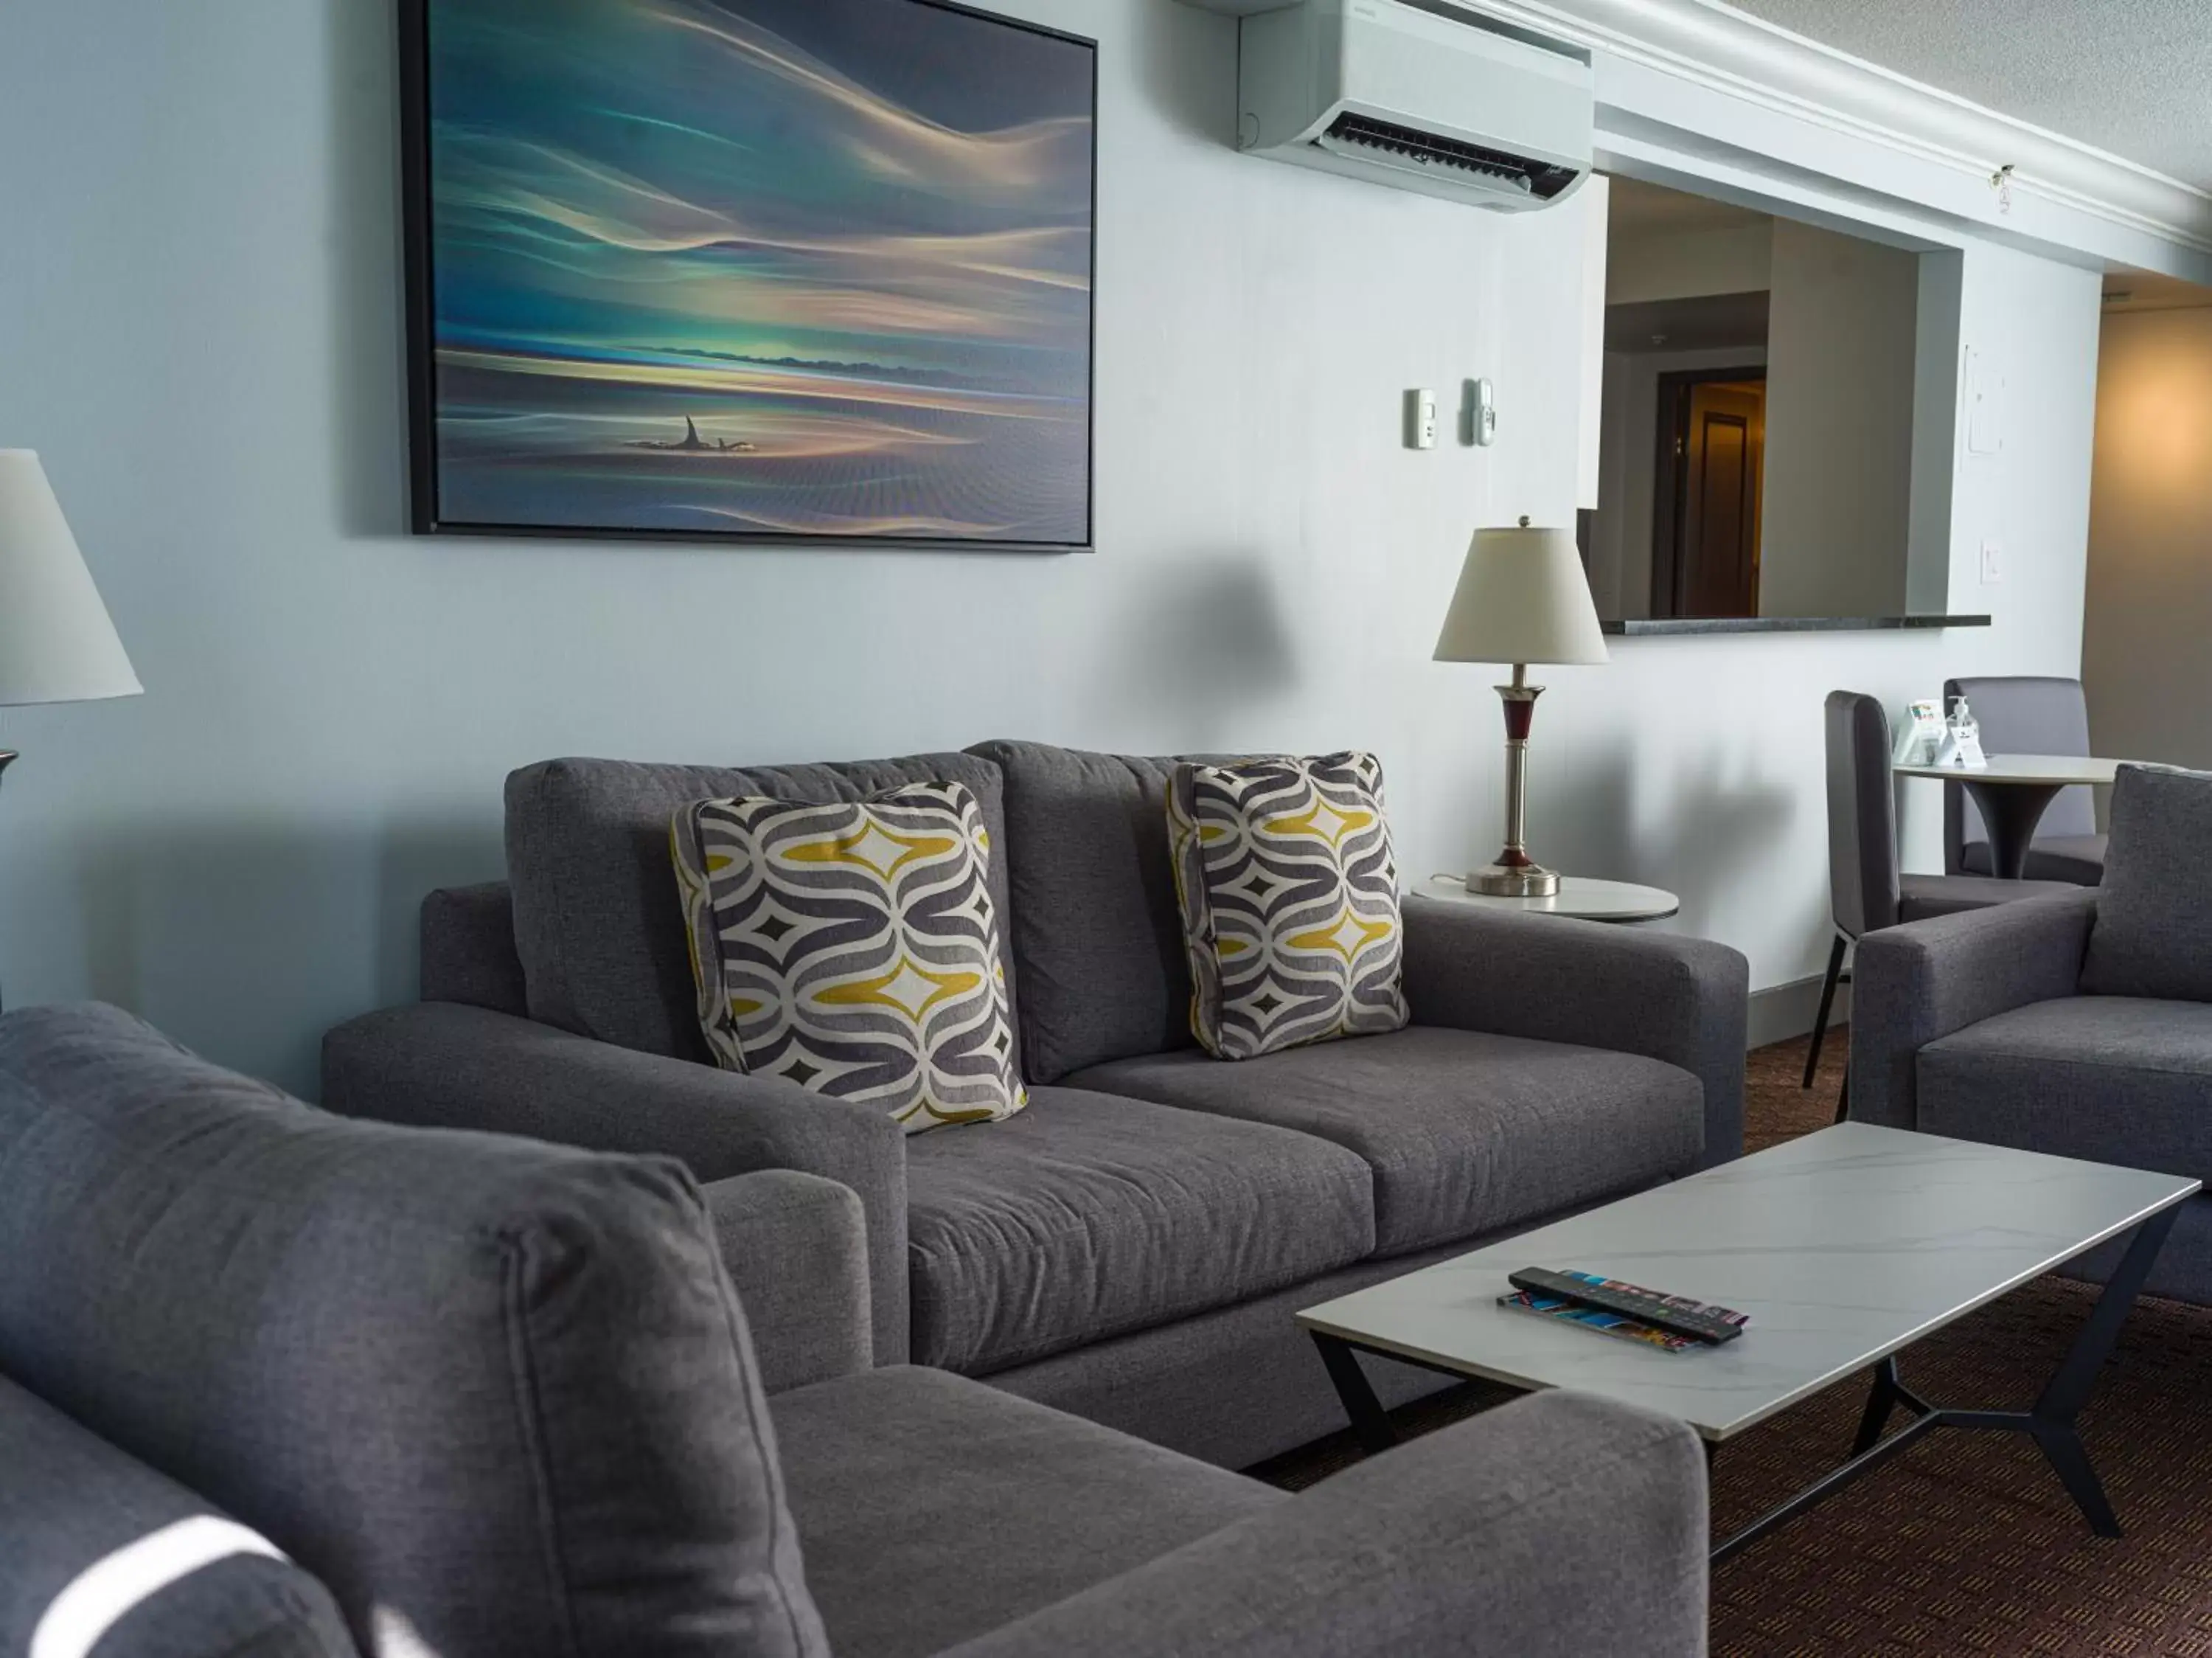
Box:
1168, 752, 1409, 1060
672, 780, 1026, 1131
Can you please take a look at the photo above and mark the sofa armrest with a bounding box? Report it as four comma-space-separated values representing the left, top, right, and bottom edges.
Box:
936, 1390, 1706, 1658
700, 1170, 872, 1394
1849, 887, 2097, 1131
420, 882, 528, 1016
321, 1002, 909, 1362
1401, 895, 1750, 1166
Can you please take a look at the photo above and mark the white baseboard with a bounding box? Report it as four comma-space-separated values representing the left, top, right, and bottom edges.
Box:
1747, 972, 1849, 1051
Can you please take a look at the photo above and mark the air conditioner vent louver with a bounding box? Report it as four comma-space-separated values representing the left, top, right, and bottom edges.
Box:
1318, 113, 1576, 201
1236, 0, 1593, 213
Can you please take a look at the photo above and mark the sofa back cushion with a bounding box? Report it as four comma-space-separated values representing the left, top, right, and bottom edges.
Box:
2082, 763, 2212, 1002
507, 753, 1014, 1063
0, 1002, 827, 1658
967, 741, 1248, 1082
0, 1371, 359, 1658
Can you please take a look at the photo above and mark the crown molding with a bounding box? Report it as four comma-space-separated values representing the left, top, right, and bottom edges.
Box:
1173, 0, 2212, 263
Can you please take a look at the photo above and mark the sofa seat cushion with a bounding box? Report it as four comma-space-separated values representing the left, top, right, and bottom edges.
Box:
1067, 1026, 1704, 1255
773, 1367, 1282, 1658
903, 1086, 1374, 1373
1919, 996, 2212, 1182
1962, 831, 2107, 885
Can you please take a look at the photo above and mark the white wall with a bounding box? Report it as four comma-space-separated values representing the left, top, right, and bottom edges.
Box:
2083, 306, 2212, 770
1607, 221, 1773, 306
0, 0, 2106, 1092
1759, 221, 1922, 617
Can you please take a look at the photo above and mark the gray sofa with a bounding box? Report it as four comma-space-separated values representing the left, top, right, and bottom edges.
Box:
1852, 763, 2212, 1302
0, 1003, 1711, 1658
324, 743, 1749, 1468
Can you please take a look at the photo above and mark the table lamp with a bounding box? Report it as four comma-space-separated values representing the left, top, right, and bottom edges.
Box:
0, 451, 143, 791
1433, 516, 1607, 897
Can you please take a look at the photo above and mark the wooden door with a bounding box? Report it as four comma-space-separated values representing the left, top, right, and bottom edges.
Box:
1652, 372, 1767, 618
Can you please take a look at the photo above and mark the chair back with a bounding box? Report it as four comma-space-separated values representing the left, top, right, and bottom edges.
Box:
1825, 690, 1902, 937
1942, 675, 2096, 869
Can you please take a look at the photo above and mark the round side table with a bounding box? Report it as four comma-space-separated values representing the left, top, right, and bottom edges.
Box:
1893, 754, 2124, 881
1422, 873, 1680, 923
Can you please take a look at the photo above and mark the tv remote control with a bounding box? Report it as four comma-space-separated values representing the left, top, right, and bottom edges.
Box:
1507, 1267, 1745, 1345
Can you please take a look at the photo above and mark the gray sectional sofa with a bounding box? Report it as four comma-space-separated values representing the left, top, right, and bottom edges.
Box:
324, 741, 1750, 1467
0, 1003, 1712, 1658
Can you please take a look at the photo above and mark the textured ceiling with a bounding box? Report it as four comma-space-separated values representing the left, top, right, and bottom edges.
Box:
1726, 0, 2212, 190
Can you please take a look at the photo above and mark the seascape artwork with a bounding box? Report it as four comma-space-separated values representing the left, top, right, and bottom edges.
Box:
408, 0, 1096, 547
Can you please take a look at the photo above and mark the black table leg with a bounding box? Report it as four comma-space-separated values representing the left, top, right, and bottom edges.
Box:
1311, 1332, 1399, 1456
1850, 1354, 1935, 1456
1715, 1204, 2179, 1562
1944, 1201, 2180, 1536
1963, 778, 2063, 881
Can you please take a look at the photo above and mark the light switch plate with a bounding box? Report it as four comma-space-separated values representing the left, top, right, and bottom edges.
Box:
1980, 541, 2003, 586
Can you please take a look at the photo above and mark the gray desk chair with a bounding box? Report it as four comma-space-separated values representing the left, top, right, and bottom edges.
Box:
1809, 692, 2076, 1115
1943, 675, 2107, 884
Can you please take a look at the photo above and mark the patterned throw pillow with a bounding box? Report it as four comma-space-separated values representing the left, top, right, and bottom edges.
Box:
671, 780, 1027, 1132
1167, 752, 1410, 1061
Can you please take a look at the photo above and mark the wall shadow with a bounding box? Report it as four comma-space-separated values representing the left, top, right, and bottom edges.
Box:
1132, 0, 1238, 148
1105, 551, 1301, 746
327, 0, 409, 541
67, 815, 503, 1100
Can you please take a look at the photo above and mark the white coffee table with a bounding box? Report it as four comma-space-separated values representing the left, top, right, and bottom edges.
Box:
1423, 873, 1679, 923
1298, 1123, 2197, 1561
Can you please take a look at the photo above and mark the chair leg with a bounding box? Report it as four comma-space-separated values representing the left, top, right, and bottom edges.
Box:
1803, 934, 1847, 1088
1832, 1065, 1851, 1126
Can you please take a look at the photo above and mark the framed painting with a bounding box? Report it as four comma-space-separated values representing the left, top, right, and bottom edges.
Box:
400, 0, 1096, 549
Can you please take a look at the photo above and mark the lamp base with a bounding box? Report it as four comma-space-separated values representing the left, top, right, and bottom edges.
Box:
1465, 861, 1561, 898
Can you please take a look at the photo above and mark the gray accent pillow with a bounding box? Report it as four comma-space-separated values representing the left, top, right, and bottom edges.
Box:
672, 781, 1027, 1131
507, 753, 1015, 1063
2081, 763, 2212, 1002
0, 1002, 827, 1658
1168, 752, 1409, 1058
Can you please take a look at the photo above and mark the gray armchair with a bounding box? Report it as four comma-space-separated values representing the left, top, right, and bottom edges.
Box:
1851, 763, 2212, 1305
1808, 692, 2074, 1104
1, 1003, 1713, 1658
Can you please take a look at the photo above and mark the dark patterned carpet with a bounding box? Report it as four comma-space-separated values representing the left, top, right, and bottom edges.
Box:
1254, 1028, 2212, 1656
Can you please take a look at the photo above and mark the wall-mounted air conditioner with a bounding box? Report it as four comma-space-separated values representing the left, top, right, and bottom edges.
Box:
1239, 0, 1594, 212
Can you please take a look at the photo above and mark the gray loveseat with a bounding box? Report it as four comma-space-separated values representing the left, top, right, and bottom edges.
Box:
324, 741, 1749, 1466
0, 1003, 1711, 1658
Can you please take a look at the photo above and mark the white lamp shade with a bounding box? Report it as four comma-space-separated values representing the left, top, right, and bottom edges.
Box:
1432, 523, 1610, 667
0, 451, 142, 705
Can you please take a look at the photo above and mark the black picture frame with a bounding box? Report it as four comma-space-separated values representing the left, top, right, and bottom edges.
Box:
399, 0, 1098, 552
